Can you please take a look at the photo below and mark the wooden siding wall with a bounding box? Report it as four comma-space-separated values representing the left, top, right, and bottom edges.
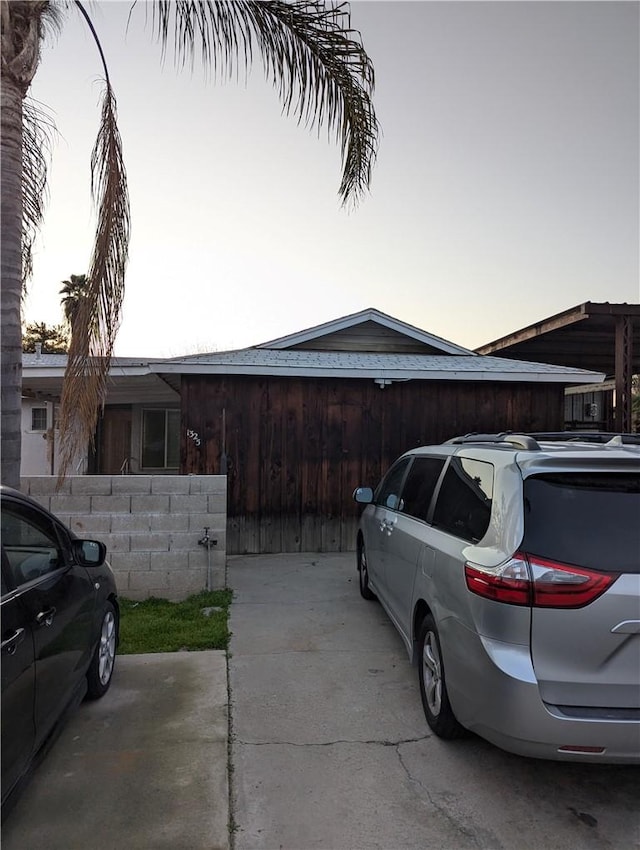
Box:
288, 321, 445, 354
182, 376, 564, 554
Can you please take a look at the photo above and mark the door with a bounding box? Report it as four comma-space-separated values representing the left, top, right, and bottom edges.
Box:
1, 560, 36, 803
523, 470, 640, 708
366, 458, 412, 599
98, 406, 133, 474
384, 456, 447, 635
1, 499, 94, 744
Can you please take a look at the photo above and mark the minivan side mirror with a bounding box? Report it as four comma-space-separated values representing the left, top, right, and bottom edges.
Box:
353, 487, 374, 504
73, 539, 107, 567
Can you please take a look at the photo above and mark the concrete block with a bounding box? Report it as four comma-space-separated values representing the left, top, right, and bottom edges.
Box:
110, 551, 150, 571
111, 477, 153, 495
22, 476, 71, 496
188, 549, 226, 570
111, 514, 151, 533
99, 534, 131, 553
149, 552, 189, 571
168, 569, 207, 594
168, 534, 200, 552
49, 495, 92, 515
170, 495, 208, 514
70, 477, 112, 496
91, 495, 131, 514
188, 513, 226, 534
189, 476, 227, 495
150, 513, 190, 532
128, 571, 171, 593
69, 515, 111, 535
207, 494, 227, 514
150, 476, 185, 494
130, 533, 171, 552
131, 494, 171, 514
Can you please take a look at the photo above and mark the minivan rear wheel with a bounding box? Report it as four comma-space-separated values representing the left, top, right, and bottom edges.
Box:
418, 614, 466, 739
358, 543, 376, 601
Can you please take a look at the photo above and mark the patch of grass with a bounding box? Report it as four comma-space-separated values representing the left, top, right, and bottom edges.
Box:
118, 589, 233, 654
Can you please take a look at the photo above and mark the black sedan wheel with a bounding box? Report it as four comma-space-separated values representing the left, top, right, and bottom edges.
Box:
86, 602, 117, 700
358, 543, 376, 600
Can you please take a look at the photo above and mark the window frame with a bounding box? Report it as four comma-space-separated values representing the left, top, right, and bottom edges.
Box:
140, 407, 180, 471
430, 455, 495, 543
30, 406, 48, 433
1, 498, 71, 591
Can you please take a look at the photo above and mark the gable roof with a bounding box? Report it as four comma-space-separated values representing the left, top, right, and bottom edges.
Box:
255, 308, 477, 356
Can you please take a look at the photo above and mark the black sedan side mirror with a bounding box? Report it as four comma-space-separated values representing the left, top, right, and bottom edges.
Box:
73, 539, 107, 567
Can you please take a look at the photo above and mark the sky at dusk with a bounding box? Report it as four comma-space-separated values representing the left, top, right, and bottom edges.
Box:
25, 0, 639, 357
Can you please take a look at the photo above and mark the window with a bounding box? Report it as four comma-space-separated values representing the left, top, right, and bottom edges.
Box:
400, 457, 446, 521
31, 407, 47, 432
375, 458, 411, 510
523, 473, 640, 573
141, 409, 180, 469
1, 502, 63, 586
432, 457, 494, 542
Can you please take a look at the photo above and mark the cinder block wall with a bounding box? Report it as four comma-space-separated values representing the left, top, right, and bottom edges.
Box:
21, 476, 227, 601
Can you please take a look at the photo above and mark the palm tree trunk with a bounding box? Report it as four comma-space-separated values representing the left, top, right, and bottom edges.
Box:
1, 0, 48, 487
1, 76, 24, 489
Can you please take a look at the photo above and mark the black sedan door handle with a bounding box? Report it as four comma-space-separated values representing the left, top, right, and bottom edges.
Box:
1, 627, 26, 655
35, 607, 57, 628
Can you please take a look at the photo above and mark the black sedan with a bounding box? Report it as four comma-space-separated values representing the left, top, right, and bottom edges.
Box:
1, 486, 119, 813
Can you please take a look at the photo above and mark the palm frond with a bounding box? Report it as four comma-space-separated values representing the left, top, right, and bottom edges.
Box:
21, 97, 55, 286
57, 82, 130, 483
150, 0, 379, 207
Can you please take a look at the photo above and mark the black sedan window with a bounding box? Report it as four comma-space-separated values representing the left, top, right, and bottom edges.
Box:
1, 503, 64, 587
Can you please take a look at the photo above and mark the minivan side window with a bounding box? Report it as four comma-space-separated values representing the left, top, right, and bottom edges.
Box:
432, 457, 494, 542
400, 457, 446, 521
375, 458, 411, 510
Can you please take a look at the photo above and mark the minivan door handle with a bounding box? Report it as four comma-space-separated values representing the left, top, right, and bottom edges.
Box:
380, 518, 397, 536
611, 621, 640, 634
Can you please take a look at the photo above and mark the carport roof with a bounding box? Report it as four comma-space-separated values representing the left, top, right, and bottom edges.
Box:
475, 301, 640, 377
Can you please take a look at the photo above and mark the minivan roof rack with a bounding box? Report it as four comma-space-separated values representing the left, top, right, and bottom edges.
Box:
443, 433, 540, 450
528, 431, 640, 445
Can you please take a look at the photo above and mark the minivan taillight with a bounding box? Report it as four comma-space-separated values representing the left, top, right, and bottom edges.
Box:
464, 553, 618, 608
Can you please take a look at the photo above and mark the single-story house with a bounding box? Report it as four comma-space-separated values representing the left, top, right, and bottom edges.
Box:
22, 307, 605, 553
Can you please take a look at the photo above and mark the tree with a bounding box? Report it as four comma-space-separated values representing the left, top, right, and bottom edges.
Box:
59, 273, 88, 332
1, 1, 378, 488
22, 321, 70, 353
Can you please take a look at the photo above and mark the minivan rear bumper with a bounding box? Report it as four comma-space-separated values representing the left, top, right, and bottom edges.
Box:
445, 627, 640, 764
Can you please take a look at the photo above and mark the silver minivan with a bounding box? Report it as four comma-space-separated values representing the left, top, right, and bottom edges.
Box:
353, 433, 640, 763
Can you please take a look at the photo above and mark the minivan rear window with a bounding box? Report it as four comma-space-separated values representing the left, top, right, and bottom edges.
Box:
522, 473, 640, 573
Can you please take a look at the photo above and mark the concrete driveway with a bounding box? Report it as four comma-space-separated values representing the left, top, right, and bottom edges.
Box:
228, 553, 640, 850
1, 651, 229, 850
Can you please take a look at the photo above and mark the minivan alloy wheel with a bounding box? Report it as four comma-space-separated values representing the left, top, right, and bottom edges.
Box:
358, 543, 376, 600
417, 614, 466, 739
422, 630, 442, 715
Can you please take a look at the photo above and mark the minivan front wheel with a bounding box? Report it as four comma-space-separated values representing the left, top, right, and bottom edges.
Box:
358, 543, 376, 601
418, 615, 465, 739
